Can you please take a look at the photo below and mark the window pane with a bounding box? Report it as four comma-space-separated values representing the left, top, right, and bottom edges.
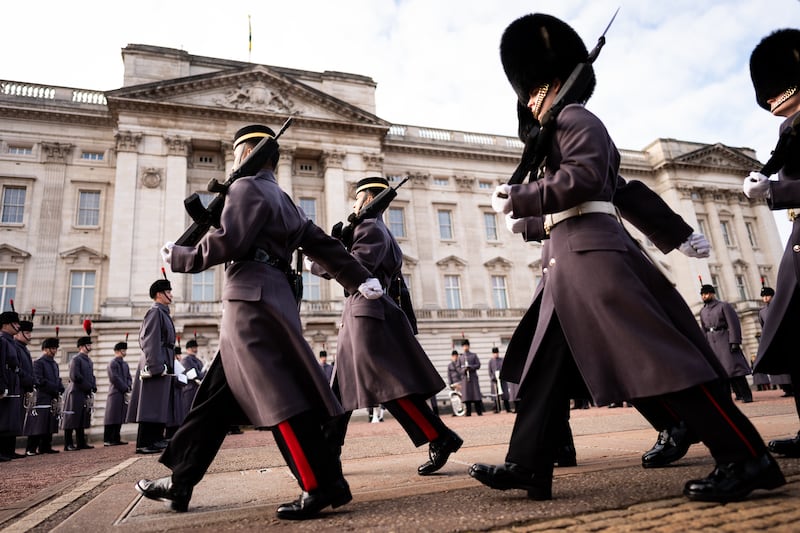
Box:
0, 270, 17, 312
299, 198, 317, 224
438, 210, 453, 240
1, 186, 26, 223
77, 191, 100, 226
484, 213, 498, 241
302, 271, 321, 301
492, 275, 508, 309
444, 275, 461, 309
69, 271, 95, 313
191, 271, 215, 301
387, 207, 405, 237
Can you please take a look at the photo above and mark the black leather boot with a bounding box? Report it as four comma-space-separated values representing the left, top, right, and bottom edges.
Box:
418, 431, 463, 475
683, 452, 785, 502
469, 462, 552, 500
768, 431, 800, 457
136, 476, 193, 512
276, 478, 352, 520
641, 422, 697, 468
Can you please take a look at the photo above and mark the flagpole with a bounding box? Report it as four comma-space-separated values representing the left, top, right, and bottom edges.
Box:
248, 15, 252, 62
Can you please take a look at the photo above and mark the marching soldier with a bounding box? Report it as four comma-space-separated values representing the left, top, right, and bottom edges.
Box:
62, 327, 96, 451
470, 12, 783, 503
24, 336, 63, 455
699, 285, 753, 403
127, 278, 176, 454
137, 124, 384, 519
104, 339, 132, 446
308, 176, 462, 477
744, 28, 800, 457
0, 310, 23, 460
459, 339, 483, 416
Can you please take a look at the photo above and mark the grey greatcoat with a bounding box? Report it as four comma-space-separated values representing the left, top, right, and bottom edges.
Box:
313, 216, 445, 410
61, 352, 95, 430
447, 360, 461, 386
757, 304, 791, 385
24, 354, 63, 435
488, 356, 509, 400
699, 299, 752, 378
459, 351, 483, 402
127, 303, 175, 425
104, 357, 132, 425
15, 340, 34, 430
500, 104, 724, 406
754, 111, 800, 376
170, 170, 373, 427
0, 332, 22, 434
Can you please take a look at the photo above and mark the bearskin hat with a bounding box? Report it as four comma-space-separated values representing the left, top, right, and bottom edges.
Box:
750, 29, 800, 111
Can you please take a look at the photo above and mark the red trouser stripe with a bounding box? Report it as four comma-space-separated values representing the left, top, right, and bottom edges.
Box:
700, 384, 758, 458
397, 397, 439, 442
277, 421, 318, 491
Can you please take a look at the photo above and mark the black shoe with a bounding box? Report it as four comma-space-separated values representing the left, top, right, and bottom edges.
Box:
64, 445, 78, 452
683, 453, 785, 502
418, 431, 463, 475
642, 424, 696, 468
9, 452, 27, 459
25, 450, 38, 456
276, 478, 352, 520
555, 449, 577, 468
153, 440, 169, 450
136, 477, 193, 512
768, 432, 800, 457
136, 446, 162, 454
469, 462, 552, 500
0, 455, 10, 462
105, 441, 128, 447
40, 448, 59, 454
76, 444, 94, 450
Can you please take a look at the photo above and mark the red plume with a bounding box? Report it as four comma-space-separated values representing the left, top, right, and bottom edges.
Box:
9, 299, 14, 312
177, 335, 181, 348
125, 332, 129, 342
82, 319, 92, 336
55, 326, 60, 338
30, 308, 36, 320
760, 276, 766, 288
161, 267, 167, 280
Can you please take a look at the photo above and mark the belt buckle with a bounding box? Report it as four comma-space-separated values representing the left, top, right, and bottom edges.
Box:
544, 215, 553, 236
789, 209, 797, 222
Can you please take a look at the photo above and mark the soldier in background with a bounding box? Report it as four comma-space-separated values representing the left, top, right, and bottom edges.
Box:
62, 332, 96, 451
318, 350, 333, 384
179, 338, 205, 418
14, 318, 34, 454
488, 347, 511, 413
459, 339, 483, 416
128, 278, 176, 454
0, 311, 23, 460
699, 285, 753, 403
447, 350, 460, 389
104, 340, 131, 446
25, 336, 63, 455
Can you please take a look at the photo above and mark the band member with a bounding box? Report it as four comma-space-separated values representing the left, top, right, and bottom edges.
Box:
308, 176, 462, 477
744, 28, 800, 457
62, 325, 96, 451
179, 338, 204, 418
127, 278, 176, 454
0, 310, 23, 460
470, 13, 783, 503
25, 336, 64, 455
14, 318, 34, 454
458, 339, 483, 416
104, 339, 132, 446
137, 124, 384, 519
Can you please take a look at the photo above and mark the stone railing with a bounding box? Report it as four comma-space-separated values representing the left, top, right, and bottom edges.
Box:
386, 124, 523, 152
38, 313, 101, 326
0, 80, 107, 106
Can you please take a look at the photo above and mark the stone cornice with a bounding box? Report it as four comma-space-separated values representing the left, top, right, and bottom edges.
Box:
164, 135, 191, 157
41, 142, 73, 163
115, 131, 142, 152
321, 150, 346, 171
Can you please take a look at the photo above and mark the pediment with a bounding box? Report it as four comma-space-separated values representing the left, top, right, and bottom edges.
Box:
402, 254, 418, 267
435, 255, 467, 269
483, 257, 512, 271
106, 65, 388, 126
673, 143, 761, 172
0, 244, 30, 264
59, 246, 107, 265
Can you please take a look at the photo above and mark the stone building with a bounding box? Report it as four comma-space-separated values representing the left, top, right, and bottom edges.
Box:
0, 44, 783, 423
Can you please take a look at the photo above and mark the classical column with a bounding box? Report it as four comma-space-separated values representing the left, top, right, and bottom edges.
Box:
322, 150, 347, 233
163, 136, 191, 301
276, 146, 295, 193
102, 131, 141, 317
702, 189, 733, 294
29, 142, 73, 312
730, 193, 762, 296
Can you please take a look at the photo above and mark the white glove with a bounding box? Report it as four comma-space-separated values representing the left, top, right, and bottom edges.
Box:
177, 373, 188, 385
743, 172, 770, 199
303, 256, 314, 271
491, 184, 513, 214
186, 368, 198, 380
358, 278, 384, 300
161, 241, 175, 264
0, 388, 6, 399
678, 232, 710, 258
505, 213, 527, 234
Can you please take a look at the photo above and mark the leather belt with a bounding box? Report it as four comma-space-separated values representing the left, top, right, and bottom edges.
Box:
543, 201, 618, 235
232, 247, 290, 274
704, 326, 727, 332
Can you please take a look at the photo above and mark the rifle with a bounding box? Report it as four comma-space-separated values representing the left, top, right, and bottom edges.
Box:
760, 113, 800, 177
176, 117, 294, 246
331, 176, 410, 250
507, 8, 619, 186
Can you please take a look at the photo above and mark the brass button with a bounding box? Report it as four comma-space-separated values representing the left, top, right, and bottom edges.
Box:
794, 245, 800, 253
549, 258, 556, 266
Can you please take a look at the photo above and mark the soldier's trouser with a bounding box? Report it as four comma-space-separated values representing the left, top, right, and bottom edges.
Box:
64, 428, 88, 447
136, 422, 165, 448
104, 424, 122, 443
161, 356, 341, 492
507, 314, 768, 474
0, 434, 16, 456
729, 376, 753, 402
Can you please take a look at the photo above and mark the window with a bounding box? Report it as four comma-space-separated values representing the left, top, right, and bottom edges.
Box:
1, 186, 25, 224
697, 219, 707, 237
433, 177, 449, 187
77, 190, 100, 226
735, 275, 748, 301
68, 271, 95, 314
302, 271, 321, 301
720, 221, 734, 247
710, 275, 723, 300
195, 153, 215, 165
484, 213, 498, 241
438, 210, 453, 240
80, 151, 104, 161
0, 271, 17, 311
387, 207, 406, 237
297, 159, 317, 174
299, 198, 317, 224
745, 222, 758, 248
478, 181, 493, 190
444, 275, 461, 309
8, 146, 32, 156
491, 275, 508, 309
191, 271, 215, 301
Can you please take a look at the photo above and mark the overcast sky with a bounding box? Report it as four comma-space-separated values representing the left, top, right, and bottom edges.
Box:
1, 0, 797, 241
